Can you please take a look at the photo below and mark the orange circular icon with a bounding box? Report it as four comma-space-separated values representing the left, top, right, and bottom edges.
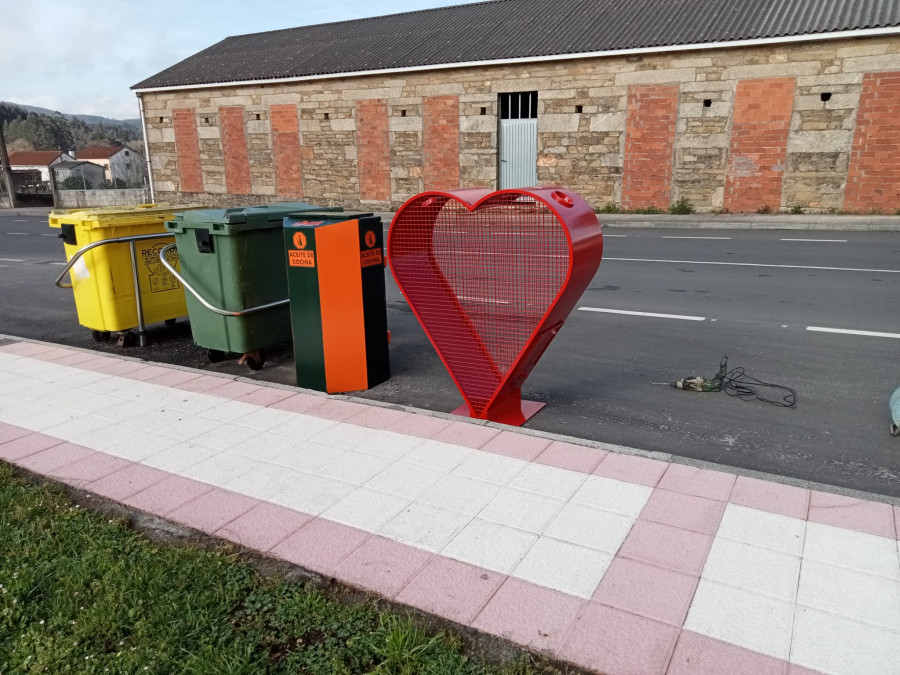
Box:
292, 231, 307, 249
364, 230, 376, 248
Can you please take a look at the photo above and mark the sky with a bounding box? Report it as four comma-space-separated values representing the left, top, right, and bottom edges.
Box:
2, 0, 478, 120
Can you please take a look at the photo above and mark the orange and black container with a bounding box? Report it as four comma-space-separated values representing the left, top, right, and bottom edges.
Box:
283, 213, 390, 393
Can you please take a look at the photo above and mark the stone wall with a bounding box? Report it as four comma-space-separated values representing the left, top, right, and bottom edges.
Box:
140, 35, 900, 212
56, 189, 152, 209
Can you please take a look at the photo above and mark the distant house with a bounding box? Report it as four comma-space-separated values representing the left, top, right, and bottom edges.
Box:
75, 146, 145, 183
53, 160, 107, 189
8, 150, 74, 182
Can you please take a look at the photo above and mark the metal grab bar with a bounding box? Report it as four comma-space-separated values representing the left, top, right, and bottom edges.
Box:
53, 232, 177, 348
158, 243, 289, 318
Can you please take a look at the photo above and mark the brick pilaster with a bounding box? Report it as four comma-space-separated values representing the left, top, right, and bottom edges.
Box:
172, 108, 203, 193
356, 99, 391, 201
270, 104, 303, 198
724, 78, 795, 213
424, 95, 460, 191
843, 71, 900, 212
219, 106, 252, 195
622, 85, 679, 210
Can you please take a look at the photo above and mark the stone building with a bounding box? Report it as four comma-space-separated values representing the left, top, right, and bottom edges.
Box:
132, 0, 900, 213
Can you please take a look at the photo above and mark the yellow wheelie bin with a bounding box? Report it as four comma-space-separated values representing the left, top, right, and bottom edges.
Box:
50, 204, 199, 345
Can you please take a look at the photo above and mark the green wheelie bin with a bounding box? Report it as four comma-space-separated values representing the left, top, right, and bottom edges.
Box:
164, 202, 342, 370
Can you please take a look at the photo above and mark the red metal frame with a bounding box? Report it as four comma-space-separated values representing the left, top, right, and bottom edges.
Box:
388, 187, 603, 426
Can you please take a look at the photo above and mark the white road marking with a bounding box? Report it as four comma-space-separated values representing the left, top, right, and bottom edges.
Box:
50, 262, 67, 266
780, 238, 847, 243
605, 257, 900, 274
42, 233, 58, 237
6, 232, 28, 236
578, 307, 706, 321
662, 236, 732, 240
0, 258, 24, 262
807, 326, 900, 339
604, 234, 627, 238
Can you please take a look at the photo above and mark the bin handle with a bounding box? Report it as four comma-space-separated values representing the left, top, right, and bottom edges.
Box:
53, 232, 176, 289
157, 243, 289, 318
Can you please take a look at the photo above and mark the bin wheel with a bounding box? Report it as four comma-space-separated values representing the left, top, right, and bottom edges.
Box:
207, 349, 227, 363
91, 330, 111, 343
117, 331, 136, 348
164, 318, 177, 326
244, 352, 265, 371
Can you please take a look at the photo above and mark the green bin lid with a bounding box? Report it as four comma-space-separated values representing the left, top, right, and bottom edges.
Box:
283, 212, 375, 228
166, 202, 343, 235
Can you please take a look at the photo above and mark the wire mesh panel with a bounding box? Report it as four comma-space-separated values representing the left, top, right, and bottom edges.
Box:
388, 187, 603, 424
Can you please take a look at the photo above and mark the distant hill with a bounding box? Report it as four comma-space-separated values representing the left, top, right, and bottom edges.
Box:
7, 103, 141, 130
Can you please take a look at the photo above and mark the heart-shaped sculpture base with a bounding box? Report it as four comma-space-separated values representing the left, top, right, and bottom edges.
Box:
388, 187, 603, 426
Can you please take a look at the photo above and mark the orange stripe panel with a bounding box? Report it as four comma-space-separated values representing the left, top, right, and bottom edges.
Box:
316, 220, 368, 393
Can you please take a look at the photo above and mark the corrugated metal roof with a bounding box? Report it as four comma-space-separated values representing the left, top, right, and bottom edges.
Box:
133, 0, 900, 90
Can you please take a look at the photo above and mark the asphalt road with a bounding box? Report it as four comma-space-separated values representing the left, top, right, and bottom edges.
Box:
1, 211, 898, 499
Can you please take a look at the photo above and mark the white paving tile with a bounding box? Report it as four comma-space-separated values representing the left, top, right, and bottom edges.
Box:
198, 399, 259, 423
365, 461, 446, 500
42, 415, 112, 444
233, 407, 296, 432
544, 502, 635, 554
791, 606, 900, 675
685, 578, 795, 660
141, 443, 220, 473
53, 370, 113, 388
7, 403, 80, 431
356, 429, 424, 460
270, 413, 338, 440
477, 487, 564, 534
265, 440, 341, 472
137, 411, 219, 441
379, 502, 472, 551
75, 424, 147, 453
441, 518, 537, 574
269, 472, 355, 515
570, 474, 654, 517
509, 462, 588, 500
149, 389, 219, 415
322, 487, 410, 531
403, 439, 473, 472
717, 503, 806, 556
803, 521, 900, 580
191, 423, 262, 451
420, 474, 502, 516
702, 537, 801, 602
222, 463, 307, 501
93, 400, 161, 424
315, 450, 393, 485
37, 388, 119, 415
180, 452, 260, 486
513, 536, 613, 598
451, 451, 528, 485
309, 422, 374, 450
797, 559, 900, 631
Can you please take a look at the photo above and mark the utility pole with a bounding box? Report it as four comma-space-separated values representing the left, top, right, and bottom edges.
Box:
0, 121, 17, 209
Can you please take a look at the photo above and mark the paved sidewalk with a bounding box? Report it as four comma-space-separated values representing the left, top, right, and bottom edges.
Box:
0, 339, 898, 675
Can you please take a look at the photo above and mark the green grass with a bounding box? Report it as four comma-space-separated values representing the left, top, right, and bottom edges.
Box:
0, 464, 560, 675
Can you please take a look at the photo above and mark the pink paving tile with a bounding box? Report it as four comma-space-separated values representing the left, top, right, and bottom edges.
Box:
269, 392, 329, 414
640, 489, 726, 536
216, 502, 313, 551
895, 506, 900, 541
204, 380, 263, 400
386, 414, 454, 440
270, 517, 371, 573
333, 535, 433, 599
560, 602, 679, 675
234, 387, 295, 407
535, 440, 607, 474
0, 421, 45, 444
0, 341, 56, 356
396, 557, 506, 625
96, 360, 152, 376
168, 488, 260, 534
343, 406, 412, 430
480, 431, 550, 461
175, 374, 232, 393
807, 490, 896, 539
123, 364, 173, 381
658, 464, 736, 501
471, 577, 584, 653
592, 557, 699, 627
51, 352, 103, 367
71, 355, 121, 371
144, 369, 204, 387
87, 463, 171, 501
54, 452, 133, 487
617, 520, 713, 576
432, 421, 501, 450
123, 474, 214, 516
667, 630, 788, 675
729, 476, 810, 520
305, 399, 371, 421
17, 442, 95, 474
594, 452, 668, 487
1, 433, 67, 462
788, 664, 828, 675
